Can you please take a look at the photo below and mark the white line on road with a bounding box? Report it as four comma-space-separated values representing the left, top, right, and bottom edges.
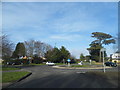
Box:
76, 72, 86, 74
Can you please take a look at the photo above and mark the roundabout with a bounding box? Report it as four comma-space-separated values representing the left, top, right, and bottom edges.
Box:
52, 65, 114, 70
3, 65, 118, 88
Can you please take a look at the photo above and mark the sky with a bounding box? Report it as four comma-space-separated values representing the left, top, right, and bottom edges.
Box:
2, 2, 118, 58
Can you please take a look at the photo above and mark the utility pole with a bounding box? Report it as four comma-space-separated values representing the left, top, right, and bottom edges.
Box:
103, 50, 105, 73
101, 48, 106, 73
99, 50, 101, 62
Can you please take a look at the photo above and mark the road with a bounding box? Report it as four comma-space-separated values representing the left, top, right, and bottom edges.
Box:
6, 65, 119, 88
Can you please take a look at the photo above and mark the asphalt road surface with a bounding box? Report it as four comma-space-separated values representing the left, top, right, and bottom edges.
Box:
6, 65, 119, 88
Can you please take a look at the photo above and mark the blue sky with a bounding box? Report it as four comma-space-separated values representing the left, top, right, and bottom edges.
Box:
2, 2, 118, 58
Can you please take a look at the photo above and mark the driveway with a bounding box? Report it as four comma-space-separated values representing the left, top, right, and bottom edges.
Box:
5, 65, 119, 88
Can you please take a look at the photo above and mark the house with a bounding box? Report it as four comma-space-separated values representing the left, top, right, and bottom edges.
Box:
23, 56, 27, 59
0, 59, 4, 63
111, 34, 120, 63
111, 51, 120, 63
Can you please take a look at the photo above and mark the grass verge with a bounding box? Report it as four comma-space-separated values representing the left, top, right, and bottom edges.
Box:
55, 63, 66, 65
29, 63, 46, 65
71, 65, 90, 67
2, 67, 20, 71
2, 71, 30, 83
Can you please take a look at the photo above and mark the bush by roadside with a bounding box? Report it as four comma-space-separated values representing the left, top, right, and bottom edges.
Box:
2, 59, 30, 65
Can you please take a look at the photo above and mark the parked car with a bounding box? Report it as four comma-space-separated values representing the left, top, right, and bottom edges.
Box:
46, 62, 55, 66
104, 62, 117, 67
7, 62, 22, 65
78, 61, 83, 65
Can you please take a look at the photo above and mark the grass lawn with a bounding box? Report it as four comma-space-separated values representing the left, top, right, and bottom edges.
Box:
0, 72, 1, 83
94, 62, 103, 65
55, 63, 66, 65
2, 67, 20, 71
2, 71, 30, 83
118, 64, 120, 66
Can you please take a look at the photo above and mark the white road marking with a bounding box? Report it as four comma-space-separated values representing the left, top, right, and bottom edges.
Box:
76, 72, 86, 74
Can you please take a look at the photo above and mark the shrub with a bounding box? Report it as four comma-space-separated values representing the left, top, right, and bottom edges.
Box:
3, 59, 30, 65
32, 56, 43, 64
91, 61, 96, 64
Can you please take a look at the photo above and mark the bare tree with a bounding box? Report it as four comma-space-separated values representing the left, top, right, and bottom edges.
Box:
34, 41, 43, 57
24, 40, 53, 57
40, 43, 53, 57
1, 34, 14, 60
24, 39, 34, 57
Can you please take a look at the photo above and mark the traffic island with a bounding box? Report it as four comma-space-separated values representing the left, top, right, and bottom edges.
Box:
52, 65, 113, 69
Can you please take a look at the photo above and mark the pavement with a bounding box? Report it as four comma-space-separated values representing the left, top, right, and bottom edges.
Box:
2, 65, 119, 89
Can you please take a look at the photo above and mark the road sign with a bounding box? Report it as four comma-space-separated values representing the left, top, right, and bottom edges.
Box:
67, 59, 71, 66
67, 59, 71, 62
100, 48, 106, 73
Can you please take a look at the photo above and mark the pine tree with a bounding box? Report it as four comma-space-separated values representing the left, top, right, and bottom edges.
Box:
60, 46, 70, 61
80, 53, 85, 61
45, 46, 70, 63
12, 42, 26, 58
87, 32, 115, 62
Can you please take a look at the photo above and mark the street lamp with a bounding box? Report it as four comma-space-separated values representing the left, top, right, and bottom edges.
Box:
100, 48, 106, 73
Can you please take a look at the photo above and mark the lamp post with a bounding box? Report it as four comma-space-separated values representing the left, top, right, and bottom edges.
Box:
100, 48, 106, 73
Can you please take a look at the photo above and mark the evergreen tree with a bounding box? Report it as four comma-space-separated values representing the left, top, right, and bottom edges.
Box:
80, 53, 85, 61
60, 46, 70, 61
45, 47, 61, 63
45, 46, 71, 63
52, 47, 62, 63
91, 32, 115, 46
87, 32, 115, 62
12, 42, 26, 58
87, 43, 101, 62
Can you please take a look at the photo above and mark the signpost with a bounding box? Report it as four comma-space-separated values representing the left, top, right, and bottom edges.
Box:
100, 48, 106, 73
67, 59, 71, 66
89, 59, 92, 65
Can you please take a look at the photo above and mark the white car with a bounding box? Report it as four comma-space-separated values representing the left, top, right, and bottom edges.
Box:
46, 62, 55, 66
78, 62, 83, 65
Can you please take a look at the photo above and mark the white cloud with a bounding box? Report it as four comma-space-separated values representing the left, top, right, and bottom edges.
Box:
50, 34, 82, 41
52, 21, 101, 33
70, 48, 89, 59
2, 2, 117, 58
2, 2, 61, 29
